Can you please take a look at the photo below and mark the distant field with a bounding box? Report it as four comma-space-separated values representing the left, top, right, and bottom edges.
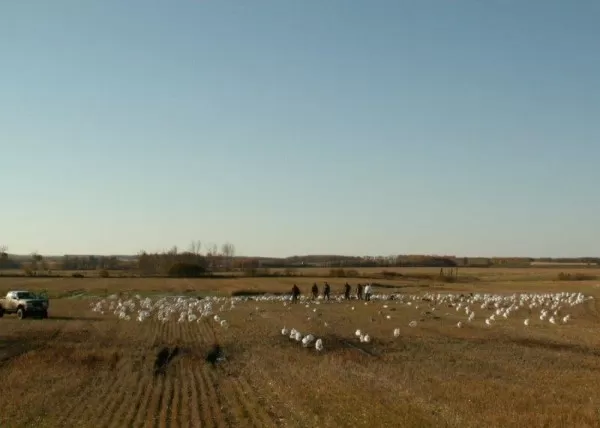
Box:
530, 261, 597, 266
1, 266, 600, 298
1, 273, 600, 427
3, 265, 600, 280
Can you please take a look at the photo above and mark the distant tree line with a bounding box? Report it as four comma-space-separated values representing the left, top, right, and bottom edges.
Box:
2, 242, 599, 276
137, 241, 236, 277
0, 246, 20, 269
241, 255, 600, 268
61, 255, 121, 270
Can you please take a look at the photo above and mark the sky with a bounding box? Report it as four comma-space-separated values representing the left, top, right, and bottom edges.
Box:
1, 1, 599, 258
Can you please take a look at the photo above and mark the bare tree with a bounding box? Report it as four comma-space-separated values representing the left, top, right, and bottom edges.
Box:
189, 240, 202, 256
221, 242, 235, 271
0, 245, 7, 270
30, 251, 43, 273
205, 243, 218, 257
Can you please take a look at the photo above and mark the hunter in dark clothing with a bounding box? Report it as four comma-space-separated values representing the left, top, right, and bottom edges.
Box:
291, 284, 300, 303
356, 283, 363, 300
311, 283, 319, 300
344, 283, 351, 300
323, 282, 331, 300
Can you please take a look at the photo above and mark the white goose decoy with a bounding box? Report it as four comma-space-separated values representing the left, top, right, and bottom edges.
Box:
302, 334, 315, 347
315, 338, 324, 351
393, 328, 400, 337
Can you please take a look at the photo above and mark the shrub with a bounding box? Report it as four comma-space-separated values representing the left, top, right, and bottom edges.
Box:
557, 272, 597, 281
230, 290, 266, 297
381, 270, 402, 279
244, 267, 272, 277
168, 262, 206, 278
72, 273, 85, 278
98, 269, 110, 278
329, 268, 346, 277
329, 268, 361, 278
283, 267, 299, 276
230, 290, 289, 297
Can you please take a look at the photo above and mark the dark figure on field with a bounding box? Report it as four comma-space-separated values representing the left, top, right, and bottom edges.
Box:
291, 284, 300, 303
364, 283, 372, 301
154, 347, 170, 376
344, 283, 351, 300
206, 343, 223, 367
323, 282, 331, 300
356, 283, 363, 300
311, 283, 319, 300
154, 346, 180, 377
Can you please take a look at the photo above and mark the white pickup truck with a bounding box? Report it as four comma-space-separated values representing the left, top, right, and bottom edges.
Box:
0, 290, 49, 319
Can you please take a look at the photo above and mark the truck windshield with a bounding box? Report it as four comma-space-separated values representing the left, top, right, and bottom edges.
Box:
15, 292, 37, 299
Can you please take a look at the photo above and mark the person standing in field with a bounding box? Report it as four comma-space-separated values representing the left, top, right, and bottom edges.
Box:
291, 284, 300, 304
344, 282, 351, 300
311, 283, 319, 300
364, 283, 372, 301
356, 283, 363, 300
323, 282, 331, 300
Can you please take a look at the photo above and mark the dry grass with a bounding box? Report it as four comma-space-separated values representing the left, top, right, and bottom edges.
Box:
1, 271, 600, 427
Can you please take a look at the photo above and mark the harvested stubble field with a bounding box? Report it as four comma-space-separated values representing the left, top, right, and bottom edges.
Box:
1, 269, 600, 428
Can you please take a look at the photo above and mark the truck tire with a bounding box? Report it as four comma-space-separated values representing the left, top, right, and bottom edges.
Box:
17, 308, 26, 320
0, 307, 4, 318
41, 311, 48, 319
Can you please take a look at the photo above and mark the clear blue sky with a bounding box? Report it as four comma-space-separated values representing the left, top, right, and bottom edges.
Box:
1, 1, 598, 258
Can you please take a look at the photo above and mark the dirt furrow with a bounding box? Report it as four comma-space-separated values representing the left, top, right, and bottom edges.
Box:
74, 369, 126, 426
200, 366, 228, 428
169, 367, 182, 428
119, 372, 151, 428
133, 376, 158, 428
188, 366, 204, 427
145, 374, 166, 428
211, 376, 246, 426
162, 319, 171, 345
184, 320, 195, 342
193, 366, 218, 427
174, 318, 185, 342
151, 321, 167, 348
52, 370, 102, 427
178, 363, 192, 427
157, 374, 174, 428
231, 375, 278, 427
194, 319, 208, 342
105, 361, 146, 428
200, 319, 217, 344
97, 365, 138, 428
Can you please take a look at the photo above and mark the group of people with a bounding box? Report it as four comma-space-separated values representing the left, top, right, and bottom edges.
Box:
290, 282, 373, 303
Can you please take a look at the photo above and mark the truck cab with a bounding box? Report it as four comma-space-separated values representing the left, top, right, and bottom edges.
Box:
0, 290, 49, 319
